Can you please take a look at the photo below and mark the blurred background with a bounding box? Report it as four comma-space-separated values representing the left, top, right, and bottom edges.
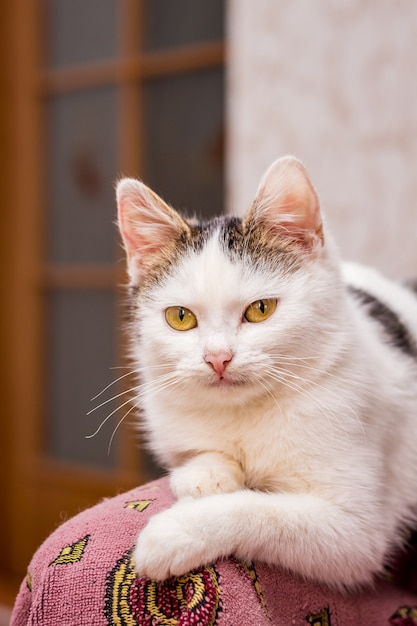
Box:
1, 0, 417, 613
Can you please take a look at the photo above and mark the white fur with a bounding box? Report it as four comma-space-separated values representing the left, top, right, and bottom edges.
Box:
118, 158, 417, 589
131, 235, 417, 588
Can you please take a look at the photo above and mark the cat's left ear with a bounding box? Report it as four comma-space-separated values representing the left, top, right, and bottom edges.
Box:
246, 156, 324, 250
116, 178, 190, 284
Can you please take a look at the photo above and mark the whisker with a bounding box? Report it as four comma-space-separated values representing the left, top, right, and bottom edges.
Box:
87, 385, 140, 415
264, 368, 313, 399
86, 371, 182, 441
90, 370, 137, 401
136, 374, 183, 402
86, 395, 135, 438
107, 402, 138, 455
251, 371, 282, 406
265, 370, 340, 438
262, 362, 364, 438
88, 371, 180, 417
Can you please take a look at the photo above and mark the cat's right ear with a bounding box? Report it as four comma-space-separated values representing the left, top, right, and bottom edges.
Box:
245, 157, 324, 252
116, 178, 190, 284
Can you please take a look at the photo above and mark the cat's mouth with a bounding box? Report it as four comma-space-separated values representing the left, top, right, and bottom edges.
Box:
206, 373, 249, 389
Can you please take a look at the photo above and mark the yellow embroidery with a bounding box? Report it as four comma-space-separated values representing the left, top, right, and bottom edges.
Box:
105, 550, 221, 626
145, 568, 220, 626
108, 553, 137, 626
26, 571, 33, 591
410, 607, 417, 619
393, 606, 417, 620
125, 500, 153, 513
176, 572, 206, 611
241, 561, 271, 622
50, 535, 90, 566
306, 607, 331, 626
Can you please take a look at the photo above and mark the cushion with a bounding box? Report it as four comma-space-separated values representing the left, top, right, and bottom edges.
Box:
10, 477, 417, 625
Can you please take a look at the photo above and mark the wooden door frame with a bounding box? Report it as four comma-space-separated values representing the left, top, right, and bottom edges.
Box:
0, 0, 14, 578
0, 0, 139, 578
1, 0, 44, 576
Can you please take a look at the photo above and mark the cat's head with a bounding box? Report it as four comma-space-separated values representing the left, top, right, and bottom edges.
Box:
116, 157, 341, 408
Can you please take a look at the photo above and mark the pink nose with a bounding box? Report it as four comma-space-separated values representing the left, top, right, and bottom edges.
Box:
204, 351, 233, 378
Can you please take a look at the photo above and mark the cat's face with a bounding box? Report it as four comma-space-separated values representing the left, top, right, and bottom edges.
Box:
117, 157, 340, 408
130, 227, 333, 407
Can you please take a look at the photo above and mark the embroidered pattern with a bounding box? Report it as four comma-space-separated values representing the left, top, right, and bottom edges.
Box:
105, 549, 222, 625
26, 572, 33, 592
105, 550, 137, 626
306, 607, 331, 626
50, 535, 90, 566
389, 606, 417, 625
125, 500, 154, 513
239, 561, 271, 622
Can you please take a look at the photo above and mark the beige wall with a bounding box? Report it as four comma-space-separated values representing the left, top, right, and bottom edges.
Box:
227, 0, 417, 278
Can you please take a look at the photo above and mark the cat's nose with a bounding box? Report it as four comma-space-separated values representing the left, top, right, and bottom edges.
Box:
204, 351, 233, 378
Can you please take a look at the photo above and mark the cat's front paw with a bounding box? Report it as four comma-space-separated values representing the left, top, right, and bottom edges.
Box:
170, 453, 245, 499
134, 503, 214, 580
171, 465, 242, 499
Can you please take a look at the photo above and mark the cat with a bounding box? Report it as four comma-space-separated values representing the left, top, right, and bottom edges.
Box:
116, 156, 417, 589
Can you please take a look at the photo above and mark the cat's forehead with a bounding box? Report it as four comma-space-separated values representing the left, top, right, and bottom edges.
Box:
187, 215, 244, 254
164, 232, 246, 302
154, 224, 284, 308
139, 214, 303, 307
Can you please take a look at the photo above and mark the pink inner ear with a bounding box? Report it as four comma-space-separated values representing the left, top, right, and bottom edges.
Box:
119, 200, 167, 258
281, 187, 321, 232
116, 177, 190, 282
118, 207, 139, 255
250, 157, 323, 246
122, 227, 161, 258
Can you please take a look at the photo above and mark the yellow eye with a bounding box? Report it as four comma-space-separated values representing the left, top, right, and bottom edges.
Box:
244, 299, 277, 323
165, 306, 198, 331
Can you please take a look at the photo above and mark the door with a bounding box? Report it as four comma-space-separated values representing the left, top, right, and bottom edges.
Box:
1, 0, 225, 585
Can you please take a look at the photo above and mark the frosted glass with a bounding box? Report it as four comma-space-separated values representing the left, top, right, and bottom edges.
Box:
142, 0, 224, 51
45, 0, 118, 68
142, 69, 224, 218
45, 290, 120, 468
46, 88, 118, 264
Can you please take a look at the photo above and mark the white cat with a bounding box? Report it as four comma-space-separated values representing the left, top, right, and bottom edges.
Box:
116, 156, 417, 589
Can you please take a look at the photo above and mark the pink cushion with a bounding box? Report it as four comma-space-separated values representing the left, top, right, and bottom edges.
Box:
10, 477, 417, 625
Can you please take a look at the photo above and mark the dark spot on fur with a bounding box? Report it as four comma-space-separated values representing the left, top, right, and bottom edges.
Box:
196, 214, 303, 274
219, 218, 245, 255
349, 286, 417, 360
241, 219, 302, 273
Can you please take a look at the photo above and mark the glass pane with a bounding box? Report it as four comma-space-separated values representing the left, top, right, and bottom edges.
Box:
46, 88, 118, 264
45, 290, 120, 469
142, 0, 224, 51
142, 69, 224, 218
45, 0, 118, 68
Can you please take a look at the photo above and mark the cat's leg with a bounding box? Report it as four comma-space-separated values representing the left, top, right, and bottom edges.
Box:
134, 489, 388, 589
169, 451, 245, 499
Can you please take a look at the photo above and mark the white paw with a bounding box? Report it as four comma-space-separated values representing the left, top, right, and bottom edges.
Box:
170, 455, 245, 499
134, 504, 213, 580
